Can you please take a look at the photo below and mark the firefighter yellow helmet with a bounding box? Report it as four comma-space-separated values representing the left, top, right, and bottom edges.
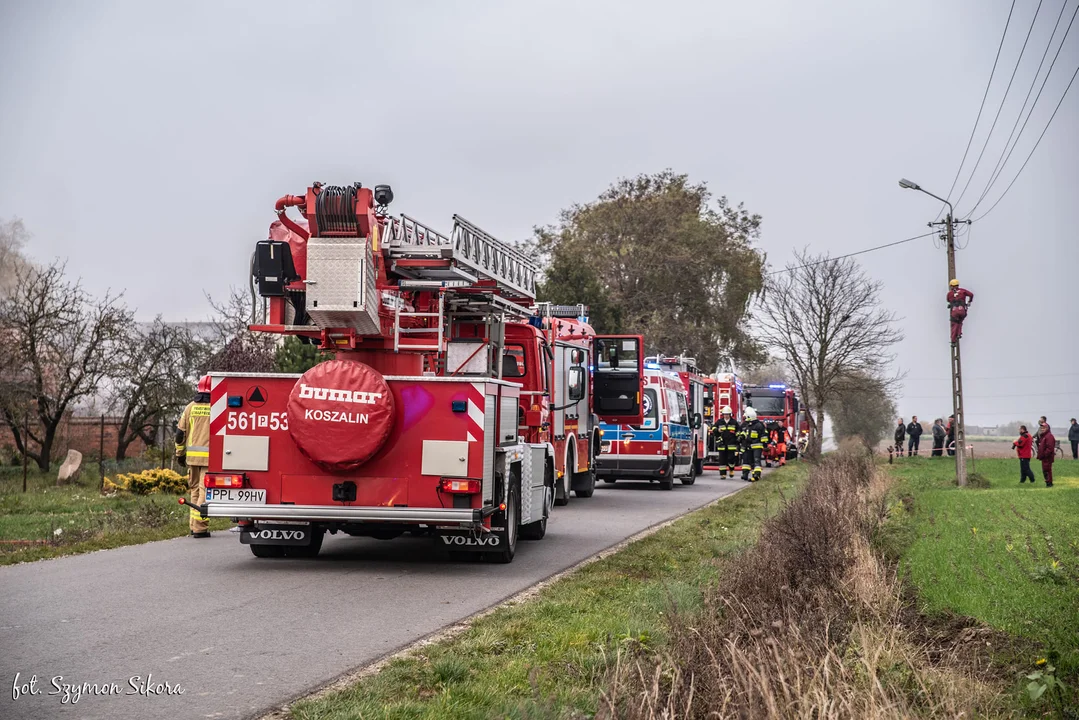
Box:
744, 407, 757, 421
720, 405, 733, 416
949, 278, 959, 286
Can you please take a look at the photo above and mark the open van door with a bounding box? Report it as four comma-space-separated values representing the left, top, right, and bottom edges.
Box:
591, 335, 645, 425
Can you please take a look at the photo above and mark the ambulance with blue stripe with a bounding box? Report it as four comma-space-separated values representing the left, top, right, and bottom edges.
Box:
594, 365, 698, 489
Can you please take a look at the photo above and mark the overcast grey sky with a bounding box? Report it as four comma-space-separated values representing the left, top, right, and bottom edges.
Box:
1, 0, 1076, 427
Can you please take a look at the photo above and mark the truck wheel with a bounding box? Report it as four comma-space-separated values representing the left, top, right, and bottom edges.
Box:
250, 543, 286, 559
486, 481, 520, 563
521, 461, 552, 541
554, 463, 571, 507
682, 454, 698, 485
284, 528, 324, 558
659, 457, 675, 490
573, 464, 596, 498
693, 454, 704, 475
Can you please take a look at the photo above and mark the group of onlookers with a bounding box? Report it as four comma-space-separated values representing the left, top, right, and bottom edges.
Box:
1010, 416, 1073, 487
893, 415, 957, 457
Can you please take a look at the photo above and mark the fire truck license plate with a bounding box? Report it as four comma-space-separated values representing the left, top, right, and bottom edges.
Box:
205, 488, 266, 503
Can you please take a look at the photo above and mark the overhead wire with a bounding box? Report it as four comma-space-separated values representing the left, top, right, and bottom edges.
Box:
966, 0, 1074, 214
766, 232, 936, 276
936, 0, 1018, 220
965, 0, 1079, 218
952, 0, 1047, 211
969, 57, 1079, 221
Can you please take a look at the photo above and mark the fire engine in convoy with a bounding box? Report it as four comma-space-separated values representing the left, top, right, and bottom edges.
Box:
707, 369, 744, 464
185, 182, 644, 563
744, 383, 802, 462
644, 355, 708, 473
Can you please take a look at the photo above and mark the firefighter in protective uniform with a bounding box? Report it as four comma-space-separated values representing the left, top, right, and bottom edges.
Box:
710, 406, 740, 478
740, 407, 767, 482
176, 375, 212, 537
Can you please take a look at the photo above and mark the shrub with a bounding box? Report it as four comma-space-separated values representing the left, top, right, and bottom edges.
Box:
105, 468, 189, 495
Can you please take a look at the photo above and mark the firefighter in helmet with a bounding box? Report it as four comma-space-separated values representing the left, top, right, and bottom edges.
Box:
176, 375, 212, 538
946, 278, 974, 344
741, 407, 767, 482
710, 405, 740, 479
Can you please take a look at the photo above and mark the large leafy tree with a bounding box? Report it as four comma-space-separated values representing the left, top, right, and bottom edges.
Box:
534, 170, 766, 371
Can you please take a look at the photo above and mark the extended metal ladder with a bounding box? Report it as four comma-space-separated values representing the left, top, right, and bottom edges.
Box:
950, 337, 967, 481
383, 215, 537, 300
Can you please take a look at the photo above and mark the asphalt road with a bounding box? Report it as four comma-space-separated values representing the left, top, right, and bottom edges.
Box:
1, 471, 747, 720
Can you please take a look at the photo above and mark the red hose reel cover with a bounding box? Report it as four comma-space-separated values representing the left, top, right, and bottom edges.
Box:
287, 360, 396, 472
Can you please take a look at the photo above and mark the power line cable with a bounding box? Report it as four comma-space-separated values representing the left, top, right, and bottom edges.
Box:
767, 232, 936, 275
953, 0, 1046, 211
966, 0, 1079, 216
968, 0, 1073, 213
905, 371, 1079, 381
937, 0, 1018, 220
970, 58, 1079, 221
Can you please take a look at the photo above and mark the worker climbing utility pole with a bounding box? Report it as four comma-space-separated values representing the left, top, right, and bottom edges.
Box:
898, 179, 971, 486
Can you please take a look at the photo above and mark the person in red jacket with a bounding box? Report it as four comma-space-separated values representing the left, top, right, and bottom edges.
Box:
1012, 425, 1036, 484
947, 279, 974, 343
1036, 420, 1056, 487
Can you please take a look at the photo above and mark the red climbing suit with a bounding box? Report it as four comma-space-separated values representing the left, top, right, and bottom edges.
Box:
947, 286, 974, 343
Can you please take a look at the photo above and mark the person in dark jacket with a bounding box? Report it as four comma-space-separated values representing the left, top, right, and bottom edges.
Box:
945, 415, 956, 456
894, 419, 906, 454
906, 416, 923, 456
1037, 420, 1056, 487
1069, 418, 1078, 460
931, 418, 945, 456
1013, 426, 1036, 484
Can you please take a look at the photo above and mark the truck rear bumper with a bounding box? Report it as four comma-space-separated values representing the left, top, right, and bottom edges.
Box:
204, 503, 482, 524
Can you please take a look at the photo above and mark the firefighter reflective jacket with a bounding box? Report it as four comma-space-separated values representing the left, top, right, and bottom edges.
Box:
743, 420, 767, 450
712, 418, 740, 449
176, 397, 211, 467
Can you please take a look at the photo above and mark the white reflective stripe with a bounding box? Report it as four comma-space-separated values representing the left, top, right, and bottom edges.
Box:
187, 445, 209, 453
211, 393, 227, 436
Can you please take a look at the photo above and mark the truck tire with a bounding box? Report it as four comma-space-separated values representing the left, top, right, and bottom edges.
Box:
250, 543, 286, 559
682, 454, 698, 485
659, 457, 675, 490
693, 451, 704, 475
554, 461, 571, 507
486, 480, 520, 563
573, 464, 596, 498
521, 461, 552, 541
284, 528, 324, 558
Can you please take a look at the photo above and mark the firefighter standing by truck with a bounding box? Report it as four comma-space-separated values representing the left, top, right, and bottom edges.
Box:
711, 406, 740, 478
740, 407, 767, 482
176, 376, 212, 538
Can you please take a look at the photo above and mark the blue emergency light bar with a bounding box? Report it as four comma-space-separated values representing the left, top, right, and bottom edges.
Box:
645, 362, 661, 369
768, 384, 787, 389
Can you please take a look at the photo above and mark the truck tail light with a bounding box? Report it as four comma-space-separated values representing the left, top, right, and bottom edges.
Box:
440, 478, 481, 494
204, 473, 245, 488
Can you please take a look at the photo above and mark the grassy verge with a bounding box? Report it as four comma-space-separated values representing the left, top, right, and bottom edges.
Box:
289, 465, 809, 720
0, 466, 230, 566
882, 456, 1079, 710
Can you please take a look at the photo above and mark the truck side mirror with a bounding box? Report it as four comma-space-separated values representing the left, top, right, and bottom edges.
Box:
692, 412, 703, 429
567, 367, 585, 401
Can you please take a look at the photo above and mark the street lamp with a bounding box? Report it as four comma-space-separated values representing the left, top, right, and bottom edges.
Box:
898, 177, 966, 486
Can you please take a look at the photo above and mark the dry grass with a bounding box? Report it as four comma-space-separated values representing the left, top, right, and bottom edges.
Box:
599, 447, 1010, 719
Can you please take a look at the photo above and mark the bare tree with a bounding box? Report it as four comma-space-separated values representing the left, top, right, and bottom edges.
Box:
202, 287, 276, 373
110, 317, 203, 460
0, 261, 131, 470
756, 249, 902, 458
739, 358, 793, 386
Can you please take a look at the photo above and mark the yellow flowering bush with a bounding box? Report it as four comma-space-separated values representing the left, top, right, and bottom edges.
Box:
105, 469, 189, 495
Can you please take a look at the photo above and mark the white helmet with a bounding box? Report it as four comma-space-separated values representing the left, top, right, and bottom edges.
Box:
720, 405, 733, 416
744, 407, 758, 421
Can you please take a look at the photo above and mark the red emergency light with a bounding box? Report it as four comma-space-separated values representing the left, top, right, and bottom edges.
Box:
440, 478, 481, 494
204, 473, 245, 489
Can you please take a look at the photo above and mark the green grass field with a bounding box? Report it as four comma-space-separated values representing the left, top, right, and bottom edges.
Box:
0, 465, 230, 565
290, 464, 809, 720
884, 456, 1079, 676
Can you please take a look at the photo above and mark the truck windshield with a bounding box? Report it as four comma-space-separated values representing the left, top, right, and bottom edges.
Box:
747, 394, 785, 416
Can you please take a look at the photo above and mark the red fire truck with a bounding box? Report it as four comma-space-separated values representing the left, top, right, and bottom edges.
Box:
645, 355, 708, 473
187, 182, 644, 563
743, 384, 801, 462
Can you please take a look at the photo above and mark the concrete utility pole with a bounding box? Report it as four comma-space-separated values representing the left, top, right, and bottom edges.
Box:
898, 179, 969, 486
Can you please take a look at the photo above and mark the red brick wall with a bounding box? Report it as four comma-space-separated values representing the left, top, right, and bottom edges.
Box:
0, 415, 154, 462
